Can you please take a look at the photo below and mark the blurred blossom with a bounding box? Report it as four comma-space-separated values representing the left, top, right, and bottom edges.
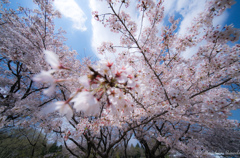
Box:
32, 70, 56, 96
79, 75, 90, 89
71, 91, 100, 116
44, 50, 60, 69
41, 101, 73, 120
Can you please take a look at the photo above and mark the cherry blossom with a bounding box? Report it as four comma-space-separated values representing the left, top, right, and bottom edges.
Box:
71, 91, 100, 116
32, 70, 56, 96
78, 75, 90, 89
41, 101, 73, 120
44, 50, 61, 69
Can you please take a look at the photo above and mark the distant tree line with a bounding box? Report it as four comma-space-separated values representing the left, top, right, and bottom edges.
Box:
0, 127, 64, 158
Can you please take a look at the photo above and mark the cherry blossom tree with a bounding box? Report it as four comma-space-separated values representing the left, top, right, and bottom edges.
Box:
201, 127, 240, 155
54, 125, 135, 157
0, 0, 82, 126
0, 0, 240, 157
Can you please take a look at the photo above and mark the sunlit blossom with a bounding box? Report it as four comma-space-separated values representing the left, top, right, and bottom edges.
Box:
71, 91, 100, 116
44, 50, 60, 69
79, 75, 90, 89
32, 70, 56, 96
41, 101, 73, 120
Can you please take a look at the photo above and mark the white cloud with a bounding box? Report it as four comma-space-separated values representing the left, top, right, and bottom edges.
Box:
181, 41, 206, 59
162, 0, 229, 58
213, 11, 229, 27
54, 0, 87, 31
180, 6, 229, 58
163, 0, 228, 35
89, 0, 118, 59
163, 0, 177, 16
89, 0, 158, 60
162, 0, 206, 36
89, 0, 142, 59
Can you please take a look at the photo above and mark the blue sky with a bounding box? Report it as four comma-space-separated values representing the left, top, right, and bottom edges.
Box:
7, 0, 240, 122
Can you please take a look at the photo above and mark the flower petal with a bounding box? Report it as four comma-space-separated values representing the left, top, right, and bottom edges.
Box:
44, 50, 60, 69
71, 91, 100, 116
32, 70, 54, 83
79, 75, 90, 89
43, 83, 56, 96
40, 101, 73, 120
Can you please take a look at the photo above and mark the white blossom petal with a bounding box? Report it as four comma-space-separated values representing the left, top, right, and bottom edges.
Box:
57, 104, 73, 120
79, 75, 90, 89
41, 101, 73, 120
71, 91, 100, 116
127, 79, 136, 88
32, 70, 56, 96
44, 50, 60, 69
41, 101, 65, 115
43, 83, 56, 96
32, 70, 54, 83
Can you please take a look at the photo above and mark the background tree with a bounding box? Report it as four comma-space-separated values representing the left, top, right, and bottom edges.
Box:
0, 126, 53, 157
201, 128, 240, 155
0, 0, 82, 127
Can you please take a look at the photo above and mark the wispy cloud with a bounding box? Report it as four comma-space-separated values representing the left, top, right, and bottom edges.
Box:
89, 0, 121, 59
162, 0, 229, 58
54, 0, 87, 31
89, 0, 144, 59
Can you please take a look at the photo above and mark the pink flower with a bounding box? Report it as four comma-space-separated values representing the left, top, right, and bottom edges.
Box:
32, 70, 54, 83
79, 75, 90, 89
71, 91, 100, 116
32, 70, 56, 96
115, 71, 128, 83
44, 50, 60, 69
55, 102, 73, 120
41, 101, 73, 120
